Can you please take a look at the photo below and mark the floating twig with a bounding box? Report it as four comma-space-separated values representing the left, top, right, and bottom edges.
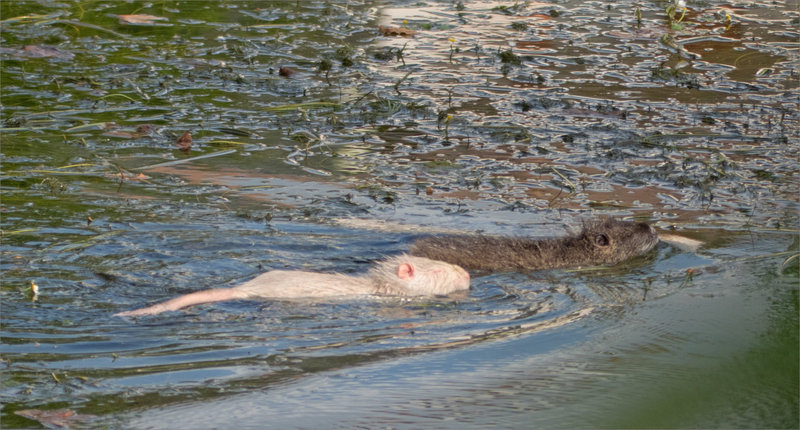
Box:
394, 71, 412, 95
135, 149, 237, 170
265, 101, 339, 112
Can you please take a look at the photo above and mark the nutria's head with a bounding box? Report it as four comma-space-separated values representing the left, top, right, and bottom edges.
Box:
577, 218, 659, 265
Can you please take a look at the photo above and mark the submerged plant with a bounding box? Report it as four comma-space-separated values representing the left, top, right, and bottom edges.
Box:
369, 97, 404, 117
25, 280, 39, 301
511, 21, 528, 31
666, 0, 687, 30
498, 48, 522, 65
492, 1, 528, 16
40, 177, 66, 195
374, 42, 408, 65
650, 63, 701, 88
448, 37, 458, 63
396, 42, 407, 65
721, 9, 732, 30
318, 59, 333, 85
334, 45, 355, 67
443, 113, 453, 141
393, 70, 412, 95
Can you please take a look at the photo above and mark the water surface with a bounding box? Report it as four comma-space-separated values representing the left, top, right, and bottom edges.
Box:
1, 0, 797, 428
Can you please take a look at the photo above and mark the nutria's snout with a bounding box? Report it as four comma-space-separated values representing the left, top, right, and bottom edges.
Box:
638, 222, 658, 238
642, 222, 657, 235
636, 222, 660, 252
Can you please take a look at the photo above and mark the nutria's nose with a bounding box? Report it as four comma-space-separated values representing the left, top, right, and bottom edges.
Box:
637, 222, 656, 234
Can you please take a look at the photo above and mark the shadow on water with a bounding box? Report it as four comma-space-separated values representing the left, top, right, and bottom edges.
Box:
1, 0, 798, 428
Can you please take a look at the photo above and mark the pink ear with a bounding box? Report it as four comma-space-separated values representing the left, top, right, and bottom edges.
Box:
397, 262, 415, 280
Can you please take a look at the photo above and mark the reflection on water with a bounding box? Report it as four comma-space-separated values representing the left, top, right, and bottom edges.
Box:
1, 0, 798, 428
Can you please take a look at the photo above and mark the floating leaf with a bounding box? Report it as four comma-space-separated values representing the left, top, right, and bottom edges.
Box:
378, 25, 416, 37
106, 170, 150, 182
278, 66, 296, 77
15, 408, 95, 428
176, 131, 192, 153
526, 13, 555, 19
22, 45, 75, 59
136, 124, 156, 135
116, 14, 168, 25
103, 130, 138, 138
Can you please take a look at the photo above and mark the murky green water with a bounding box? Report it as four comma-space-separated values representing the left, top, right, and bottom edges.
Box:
1, 0, 798, 428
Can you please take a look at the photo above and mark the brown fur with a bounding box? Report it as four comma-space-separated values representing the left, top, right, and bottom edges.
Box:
410, 219, 658, 271
115, 255, 469, 317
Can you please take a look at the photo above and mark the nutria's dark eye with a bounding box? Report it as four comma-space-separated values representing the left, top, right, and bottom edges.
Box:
594, 233, 610, 247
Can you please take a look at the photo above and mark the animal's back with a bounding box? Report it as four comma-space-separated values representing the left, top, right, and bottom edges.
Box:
410, 219, 658, 271
233, 255, 470, 298
234, 271, 371, 299
410, 236, 570, 271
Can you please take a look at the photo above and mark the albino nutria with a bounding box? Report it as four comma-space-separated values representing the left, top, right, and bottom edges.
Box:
115, 255, 470, 317
410, 218, 659, 271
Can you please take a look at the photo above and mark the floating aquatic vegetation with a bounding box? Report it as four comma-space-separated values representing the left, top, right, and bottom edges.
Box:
113, 14, 169, 26
378, 24, 416, 37
175, 131, 193, 153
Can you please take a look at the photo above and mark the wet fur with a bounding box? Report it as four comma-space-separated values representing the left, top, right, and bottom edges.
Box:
410, 219, 659, 271
115, 255, 469, 317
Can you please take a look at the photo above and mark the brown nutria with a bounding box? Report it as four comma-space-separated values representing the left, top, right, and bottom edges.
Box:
114, 255, 469, 317
409, 218, 659, 271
